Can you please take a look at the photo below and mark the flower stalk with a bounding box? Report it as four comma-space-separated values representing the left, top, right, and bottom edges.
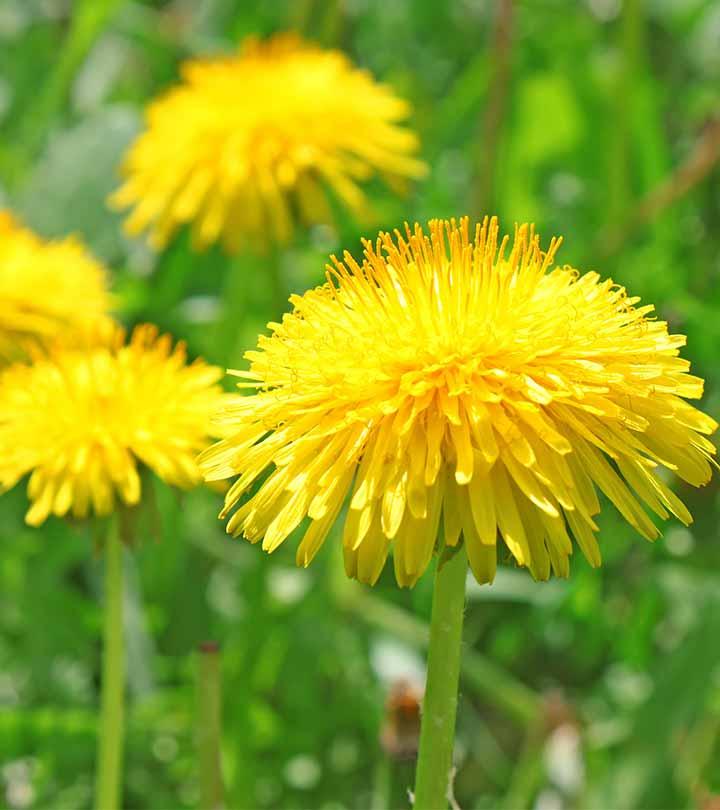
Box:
413, 545, 468, 810
95, 517, 125, 810
197, 642, 225, 810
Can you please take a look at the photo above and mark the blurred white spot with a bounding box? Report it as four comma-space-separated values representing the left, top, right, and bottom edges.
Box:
654, 614, 691, 652
467, 568, 566, 606
2, 760, 35, 810
179, 295, 221, 324
51, 657, 91, 701
38, 0, 65, 21
284, 755, 321, 790
534, 788, 565, 810
585, 716, 630, 748
267, 566, 311, 606
436, 149, 471, 192
207, 566, 244, 619
605, 663, 653, 707
123, 236, 155, 277
549, 173, 584, 207
665, 527, 694, 557
689, 5, 720, 73
0, 2, 29, 38
73, 35, 129, 112
544, 724, 585, 795
6, 782, 33, 810
586, 0, 621, 22
310, 224, 338, 251
370, 638, 425, 689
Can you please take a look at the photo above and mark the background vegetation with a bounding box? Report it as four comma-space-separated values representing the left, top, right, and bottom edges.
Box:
1, 1, 720, 808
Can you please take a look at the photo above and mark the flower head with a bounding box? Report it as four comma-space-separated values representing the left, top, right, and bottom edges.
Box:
0, 211, 112, 362
200, 217, 717, 587
0, 324, 225, 526
110, 33, 426, 252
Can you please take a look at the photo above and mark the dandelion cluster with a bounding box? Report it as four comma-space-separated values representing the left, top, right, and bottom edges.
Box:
111, 33, 426, 252
0, 211, 112, 362
0, 324, 226, 526
200, 217, 717, 587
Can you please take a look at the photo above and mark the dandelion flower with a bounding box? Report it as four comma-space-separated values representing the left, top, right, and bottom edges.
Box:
199, 217, 717, 587
0, 324, 225, 526
110, 33, 426, 252
0, 211, 112, 361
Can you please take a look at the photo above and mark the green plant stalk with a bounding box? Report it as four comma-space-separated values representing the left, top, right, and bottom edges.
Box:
501, 717, 546, 810
197, 643, 225, 810
607, 0, 641, 224
413, 547, 468, 810
473, 0, 513, 215
95, 518, 125, 810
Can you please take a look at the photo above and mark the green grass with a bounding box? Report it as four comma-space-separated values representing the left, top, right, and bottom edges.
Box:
1, 1, 720, 808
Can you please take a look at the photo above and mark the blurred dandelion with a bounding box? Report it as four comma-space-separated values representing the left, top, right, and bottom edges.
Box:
0, 211, 112, 362
200, 216, 716, 587
110, 33, 426, 253
0, 323, 225, 526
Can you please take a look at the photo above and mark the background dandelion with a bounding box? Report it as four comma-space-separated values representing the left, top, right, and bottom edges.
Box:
111, 33, 426, 253
0, 323, 226, 525
0, 211, 112, 361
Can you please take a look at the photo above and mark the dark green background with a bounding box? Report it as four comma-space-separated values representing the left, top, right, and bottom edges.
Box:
1, 1, 719, 808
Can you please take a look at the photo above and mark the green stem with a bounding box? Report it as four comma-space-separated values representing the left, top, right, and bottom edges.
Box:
473, 0, 513, 215
501, 718, 546, 810
197, 642, 225, 810
607, 0, 641, 225
95, 518, 125, 810
413, 547, 468, 810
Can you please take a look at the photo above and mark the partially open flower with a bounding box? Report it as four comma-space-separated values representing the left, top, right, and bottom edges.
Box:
0, 324, 225, 526
200, 217, 717, 587
0, 211, 112, 362
110, 33, 426, 252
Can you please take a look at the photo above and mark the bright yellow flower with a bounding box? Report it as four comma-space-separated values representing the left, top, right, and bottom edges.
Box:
110, 33, 426, 252
0, 211, 112, 362
200, 217, 717, 587
0, 324, 225, 526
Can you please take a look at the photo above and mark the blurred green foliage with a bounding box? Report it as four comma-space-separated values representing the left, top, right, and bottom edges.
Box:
1, 1, 720, 808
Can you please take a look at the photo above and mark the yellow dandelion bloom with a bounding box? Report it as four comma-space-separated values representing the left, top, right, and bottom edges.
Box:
110, 33, 426, 252
0, 211, 112, 362
199, 217, 717, 587
0, 324, 225, 526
